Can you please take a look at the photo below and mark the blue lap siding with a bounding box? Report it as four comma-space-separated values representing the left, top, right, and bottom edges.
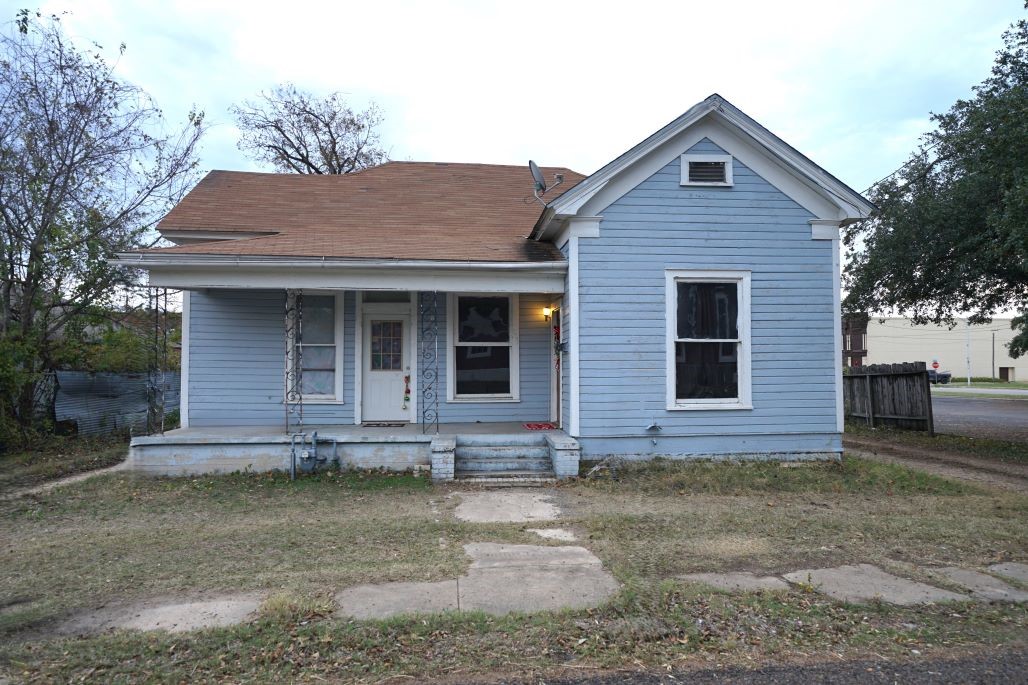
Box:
186, 289, 550, 427
576, 138, 839, 456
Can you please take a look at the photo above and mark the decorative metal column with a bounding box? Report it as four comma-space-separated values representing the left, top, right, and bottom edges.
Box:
418, 291, 440, 434
285, 289, 304, 432
146, 287, 169, 435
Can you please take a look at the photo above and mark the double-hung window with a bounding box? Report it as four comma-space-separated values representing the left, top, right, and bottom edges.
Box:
288, 293, 344, 402
666, 270, 751, 410
448, 294, 520, 401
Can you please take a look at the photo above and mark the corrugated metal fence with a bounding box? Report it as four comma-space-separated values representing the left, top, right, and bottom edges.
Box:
50, 371, 180, 436
843, 362, 934, 434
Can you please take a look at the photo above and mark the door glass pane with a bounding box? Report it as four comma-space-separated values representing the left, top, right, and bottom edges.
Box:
301, 370, 335, 395
676, 283, 737, 339
675, 341, 738, 399
455, 346, 510, 395
302, 295, 336, 344
371, 320, 403, 370
457, 296, 510, 343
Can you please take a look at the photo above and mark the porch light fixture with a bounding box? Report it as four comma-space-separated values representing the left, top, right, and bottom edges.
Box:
542, 306, 552, 321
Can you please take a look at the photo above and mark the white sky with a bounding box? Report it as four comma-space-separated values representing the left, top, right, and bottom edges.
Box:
8, 0, 1024, 192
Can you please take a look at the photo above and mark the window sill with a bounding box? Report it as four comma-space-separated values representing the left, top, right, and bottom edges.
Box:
680, 181, 733, 187
447, 397, 521, 404
666, 403, 752, 411
297, 399, 346, 405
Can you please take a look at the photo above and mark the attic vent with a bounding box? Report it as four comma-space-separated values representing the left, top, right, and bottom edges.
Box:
681, 154, 734, 186
689, 161, 726, 183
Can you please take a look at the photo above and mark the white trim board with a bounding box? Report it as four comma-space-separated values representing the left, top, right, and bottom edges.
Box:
141, 266, 565, 294
179, 290, 190, 428
665, 269, 753, 411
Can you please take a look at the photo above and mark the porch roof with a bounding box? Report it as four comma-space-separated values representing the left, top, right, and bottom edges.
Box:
134, 162, 585, 263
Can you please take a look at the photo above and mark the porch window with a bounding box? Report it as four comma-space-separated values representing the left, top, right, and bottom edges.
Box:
666, 270, 751, 410
448, 294, 520, 401
290, 293, 344, 402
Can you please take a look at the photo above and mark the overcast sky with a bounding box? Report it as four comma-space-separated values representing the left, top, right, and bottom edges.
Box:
8, 0, 1024, 192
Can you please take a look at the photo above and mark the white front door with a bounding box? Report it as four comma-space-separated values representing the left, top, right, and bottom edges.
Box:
362, 312, 412, 421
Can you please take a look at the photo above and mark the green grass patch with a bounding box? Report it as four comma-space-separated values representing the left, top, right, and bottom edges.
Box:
579, 455, 974, 496
0, 434, 128, 494
1, 460, 1025, 681
846, 421, 1028, 464
2, 583, 1024, 683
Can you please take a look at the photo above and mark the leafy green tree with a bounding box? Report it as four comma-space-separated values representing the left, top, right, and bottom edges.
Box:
844, 12, 1028, 356
0, 11, 204, 440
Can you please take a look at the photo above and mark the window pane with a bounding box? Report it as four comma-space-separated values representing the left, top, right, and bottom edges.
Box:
371, 319, 403, 370
457, 296, 510, 343
301, 346, 335, 370
677, 283, 737, 339
302, 295, 335, 344
455, 346, 510, 395
301, 370, 335, 395
675, 341, 738, 399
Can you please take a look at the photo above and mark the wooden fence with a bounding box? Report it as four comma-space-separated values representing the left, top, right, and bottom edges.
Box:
843, 362, 934, 434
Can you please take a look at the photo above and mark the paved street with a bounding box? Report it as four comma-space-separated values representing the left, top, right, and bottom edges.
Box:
932, 396, 1028, 441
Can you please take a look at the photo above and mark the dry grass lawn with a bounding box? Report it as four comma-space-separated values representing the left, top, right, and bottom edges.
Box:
1, 457, 1025, 683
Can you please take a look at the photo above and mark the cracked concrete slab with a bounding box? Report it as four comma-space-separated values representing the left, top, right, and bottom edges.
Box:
678, 572, 790, 592
336, 580, 459, 619
528, 528, 577, 541
335, 543, 619, 619
59, 594, 262, 634
784, 564, 969, 605
453, 490, 560, 523
989, 562, 1028, 584
933, 567, 1028, 602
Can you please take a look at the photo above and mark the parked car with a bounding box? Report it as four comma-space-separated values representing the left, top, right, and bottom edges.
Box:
928, 369, 952, 385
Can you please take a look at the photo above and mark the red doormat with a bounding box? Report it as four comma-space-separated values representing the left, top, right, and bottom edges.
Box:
523, 422, 556, 430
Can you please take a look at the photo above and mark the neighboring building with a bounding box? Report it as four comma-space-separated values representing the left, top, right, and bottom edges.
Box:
115, 94, 873, 478
862, 317, 1024, 381
842, 313, 869, 367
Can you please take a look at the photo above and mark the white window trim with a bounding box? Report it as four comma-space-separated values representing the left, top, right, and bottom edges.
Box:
680, 153, 734, 187
446, 292, 520, 403
665, 270, 752, 411
285, 291, 346, 404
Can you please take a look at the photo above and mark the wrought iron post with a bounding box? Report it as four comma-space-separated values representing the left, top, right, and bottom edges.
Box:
146, 287, 169, 435
285, 289, 304, 431
418, 291, 440, 434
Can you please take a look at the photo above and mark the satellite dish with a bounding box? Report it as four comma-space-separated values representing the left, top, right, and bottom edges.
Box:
529, 160, 547, 193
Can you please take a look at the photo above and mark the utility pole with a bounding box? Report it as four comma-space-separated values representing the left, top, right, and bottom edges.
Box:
992, 331, 996, 381
965, 319, 972, 386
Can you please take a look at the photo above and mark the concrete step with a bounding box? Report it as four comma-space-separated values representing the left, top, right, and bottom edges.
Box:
455, 434, 548, 448
454, 456, 552, 472
454, 445, 550, 460
454, 469, 557, 485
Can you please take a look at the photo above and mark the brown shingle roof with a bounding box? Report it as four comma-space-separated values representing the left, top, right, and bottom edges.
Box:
146, 162, 585, 262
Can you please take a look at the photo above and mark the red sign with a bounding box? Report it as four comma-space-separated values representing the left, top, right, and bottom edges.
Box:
932, 361, 940, 369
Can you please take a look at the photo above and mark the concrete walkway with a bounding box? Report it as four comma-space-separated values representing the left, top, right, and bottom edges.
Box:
682, 562, 1028, 606
336, 543, 620, 619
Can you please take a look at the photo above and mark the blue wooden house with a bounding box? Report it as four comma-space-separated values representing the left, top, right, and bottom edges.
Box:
118, 95, 873, 480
